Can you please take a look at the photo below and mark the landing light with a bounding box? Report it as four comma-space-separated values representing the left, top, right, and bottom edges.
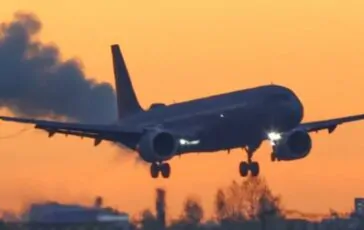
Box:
179, 139, 200, 146
267, 131, 282, 146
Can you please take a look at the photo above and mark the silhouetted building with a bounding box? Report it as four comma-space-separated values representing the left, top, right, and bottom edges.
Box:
20, 199, 130, 230
355, 198, 364, 217
156, 188, 166, 229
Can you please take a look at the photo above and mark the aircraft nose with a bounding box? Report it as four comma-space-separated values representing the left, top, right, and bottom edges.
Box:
279, 94, 304, 126
291, 96, 304, 123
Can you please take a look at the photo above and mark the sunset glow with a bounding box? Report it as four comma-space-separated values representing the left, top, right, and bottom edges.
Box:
1, 0, 364, 219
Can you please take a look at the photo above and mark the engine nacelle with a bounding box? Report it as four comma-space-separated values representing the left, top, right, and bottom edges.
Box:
136, 130, 179, 162
273, 130, 312, 161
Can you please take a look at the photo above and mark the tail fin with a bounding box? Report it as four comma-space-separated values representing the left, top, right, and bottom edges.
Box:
111, 44, 143, 120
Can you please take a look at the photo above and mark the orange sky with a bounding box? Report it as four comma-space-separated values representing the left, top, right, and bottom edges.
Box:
1, 0, 364, 219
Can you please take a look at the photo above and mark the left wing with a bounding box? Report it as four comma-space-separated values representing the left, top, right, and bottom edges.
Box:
0, 116, 144, 146
299, 113, 364, 133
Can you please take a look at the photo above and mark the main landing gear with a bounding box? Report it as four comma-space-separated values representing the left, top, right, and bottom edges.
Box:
239, 146, 260, 177
150, 162, 171, 179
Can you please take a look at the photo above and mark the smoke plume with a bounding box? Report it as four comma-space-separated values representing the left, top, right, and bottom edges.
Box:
0, 12, 117, 123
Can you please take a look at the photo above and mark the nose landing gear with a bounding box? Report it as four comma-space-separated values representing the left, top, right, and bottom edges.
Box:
150, 162, 171, 179
239, 146, 260, 177
271, 152, 277, 162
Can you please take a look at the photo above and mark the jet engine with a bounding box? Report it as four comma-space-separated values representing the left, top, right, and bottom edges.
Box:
136, 130, 179, 162
272, 129, 312, 161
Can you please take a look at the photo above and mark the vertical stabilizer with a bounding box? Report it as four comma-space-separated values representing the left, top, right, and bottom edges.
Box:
111, 44, 143, 120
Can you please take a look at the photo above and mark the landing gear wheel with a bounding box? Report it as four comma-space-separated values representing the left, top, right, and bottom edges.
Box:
160, 163, 171, 178
250, 162, 260, 177
150, 163, 159, 178
240, 144, 261, 177
150, 162, 171, 179
239, 162, 249, 177
238, 161, 260, 177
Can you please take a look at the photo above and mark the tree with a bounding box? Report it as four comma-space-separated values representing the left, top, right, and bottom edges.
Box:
214, 187, 245, 222
214, 189, 228, 221
329, 208, 339, 219
170, 196, 204, 230
214, 176, 284, 222
136, 209, 160, 230
182, 196, 204, 225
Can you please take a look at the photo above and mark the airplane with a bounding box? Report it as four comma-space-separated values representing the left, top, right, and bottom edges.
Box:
1, 44, 364, 179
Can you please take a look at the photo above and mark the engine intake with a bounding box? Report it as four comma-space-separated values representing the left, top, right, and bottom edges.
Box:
153, 132, 176, 157
137, 130, 179, 162
273, 130, 312, 161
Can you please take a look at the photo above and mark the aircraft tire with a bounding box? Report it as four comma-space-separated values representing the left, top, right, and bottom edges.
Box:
239, 161, 249, 177
160, 163, 171, 178
250, 162, 260, 177
150, 163, 159, 178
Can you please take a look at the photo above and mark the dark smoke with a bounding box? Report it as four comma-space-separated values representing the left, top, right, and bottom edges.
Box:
0, 12, 117, 123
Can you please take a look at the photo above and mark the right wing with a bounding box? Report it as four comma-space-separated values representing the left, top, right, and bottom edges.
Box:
299, 113, 364, 134
0, 116, 144, 147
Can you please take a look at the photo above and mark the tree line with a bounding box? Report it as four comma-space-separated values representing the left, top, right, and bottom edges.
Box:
132, 176, 285, 230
